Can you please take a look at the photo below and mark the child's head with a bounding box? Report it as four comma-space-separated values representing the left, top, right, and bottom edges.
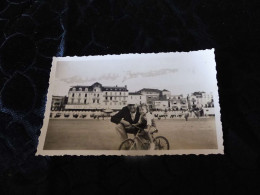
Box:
140, 104, 149, 114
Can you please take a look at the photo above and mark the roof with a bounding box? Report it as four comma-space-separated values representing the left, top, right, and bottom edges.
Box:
138, 88, 161, 93
192, 91, 205, 96
102, 86, 128, 91
162, 89, 169, 92
69, 83, 128, 92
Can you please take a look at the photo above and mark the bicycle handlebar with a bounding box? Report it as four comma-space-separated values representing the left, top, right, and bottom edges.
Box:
131, 124, 158, 134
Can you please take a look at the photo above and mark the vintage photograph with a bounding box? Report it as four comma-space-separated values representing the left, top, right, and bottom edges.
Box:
37, 49, 223, 155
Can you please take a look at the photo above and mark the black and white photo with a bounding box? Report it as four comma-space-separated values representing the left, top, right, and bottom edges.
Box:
37, 49, 223, 155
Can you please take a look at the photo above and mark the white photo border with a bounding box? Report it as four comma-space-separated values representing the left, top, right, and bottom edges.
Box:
36, 49, 224, 156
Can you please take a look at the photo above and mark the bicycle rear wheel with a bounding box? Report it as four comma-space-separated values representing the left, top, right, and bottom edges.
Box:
154, 136, 170, 150
119, 139, 136, 150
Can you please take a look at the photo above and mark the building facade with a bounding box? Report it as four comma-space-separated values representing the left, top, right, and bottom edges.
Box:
162, 89, 171, 99
169, 95, 188, 110
65, 82, 128, 111
128, 92, 147, 105
62, 82, 213, 113
188, 92, 214, 108
153, 100, 169, 111
51, 96, 68, 111
137, 88, 162, 109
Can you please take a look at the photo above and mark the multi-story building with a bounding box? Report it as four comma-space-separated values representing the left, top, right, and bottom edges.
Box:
65, 82, 128, 111
51, 96, 68, 111
137, 88, 162, 109
153, 100, 169, 111
162, 89, 171, 99
63, 83, 213, 112
128, 92, 147, 105
188, 92, 214, 108
169, 95, 188, 110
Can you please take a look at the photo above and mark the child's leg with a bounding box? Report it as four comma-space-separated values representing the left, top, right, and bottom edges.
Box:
147, 126, 155, 150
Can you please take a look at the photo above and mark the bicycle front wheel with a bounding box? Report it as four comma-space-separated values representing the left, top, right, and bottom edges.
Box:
119, 139, 136, 150
154, 136, 170, 150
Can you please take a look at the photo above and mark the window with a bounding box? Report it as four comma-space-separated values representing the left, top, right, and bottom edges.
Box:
71, 99, 74, 104
140, 96, 141, 99
93, 100, 95, 103
72, 93, 74, 97
120, 92, 121, 95
110, 97, 112, 100
105, 97, 108, 100
97, 100, 99, 103
106, 92, 107, 95
85, 94, 87, 97
97, 94, 99, 97
94, 94, 96, 96
84, 99, 86, 104
79, 93, 81, 97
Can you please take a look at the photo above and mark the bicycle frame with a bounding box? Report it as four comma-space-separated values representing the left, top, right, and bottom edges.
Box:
130, 128, 154, 150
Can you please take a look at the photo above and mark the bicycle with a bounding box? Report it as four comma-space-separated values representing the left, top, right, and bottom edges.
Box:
119, 124, 170, 150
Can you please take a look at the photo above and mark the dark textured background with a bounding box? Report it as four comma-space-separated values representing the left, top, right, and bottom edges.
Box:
0, 0, 260, 194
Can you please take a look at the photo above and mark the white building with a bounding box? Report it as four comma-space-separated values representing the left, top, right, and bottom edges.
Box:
189, 92, 214, 108
128, 92, 147, 105
65, 82, 128, 111
162, 89, 171, 99
169, 95, 188, 110
137, 88, 162, 109
153, 100, 169, 111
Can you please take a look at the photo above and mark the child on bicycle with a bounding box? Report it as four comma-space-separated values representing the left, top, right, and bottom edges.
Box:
135, 104, 157, 150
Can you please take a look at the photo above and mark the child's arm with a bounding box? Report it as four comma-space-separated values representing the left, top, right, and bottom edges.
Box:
145, 113, 154, 132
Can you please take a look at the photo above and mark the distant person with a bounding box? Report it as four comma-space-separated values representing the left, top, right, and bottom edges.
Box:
111, 100, 141, 141
193, 108, 200, 119
200, 108, 204, 117
184, 109, 190, 121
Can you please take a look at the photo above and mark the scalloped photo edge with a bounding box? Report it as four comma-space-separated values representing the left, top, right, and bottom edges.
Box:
36, 49, 224, 156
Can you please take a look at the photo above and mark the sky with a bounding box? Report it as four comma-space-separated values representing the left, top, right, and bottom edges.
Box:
52, 49, 218, 97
